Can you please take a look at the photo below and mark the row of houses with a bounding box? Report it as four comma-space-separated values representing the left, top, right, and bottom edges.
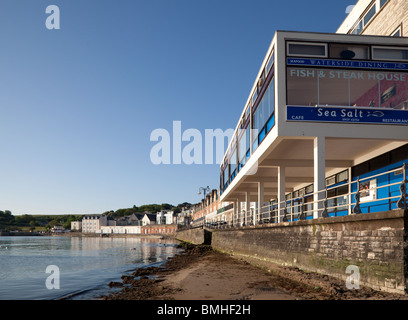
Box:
71, 210, 183, 235
190, 189, 237, 228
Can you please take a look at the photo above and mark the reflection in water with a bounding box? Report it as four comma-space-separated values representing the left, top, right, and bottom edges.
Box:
0, 236, 180, 300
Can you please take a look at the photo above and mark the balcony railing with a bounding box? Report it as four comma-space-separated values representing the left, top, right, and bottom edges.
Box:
206, 163, 407, 229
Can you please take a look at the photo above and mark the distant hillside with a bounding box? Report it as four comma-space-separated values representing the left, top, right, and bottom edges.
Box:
0, 202, 193, 231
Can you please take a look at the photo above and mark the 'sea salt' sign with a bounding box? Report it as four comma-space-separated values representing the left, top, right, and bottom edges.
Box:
286, 105, 408, 125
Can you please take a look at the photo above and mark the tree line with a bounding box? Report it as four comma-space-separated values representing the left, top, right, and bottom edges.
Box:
0, 210, 82, 232
0, 202, 193, 232
103, 202, 192, 218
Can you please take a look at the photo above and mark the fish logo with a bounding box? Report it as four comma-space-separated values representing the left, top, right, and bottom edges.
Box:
366, 111, 384, 117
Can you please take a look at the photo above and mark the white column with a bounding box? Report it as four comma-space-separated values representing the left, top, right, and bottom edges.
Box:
314, 136, 326, 219
235, 199, 240, 226
245, 192, 251, 226
347, 167, 352, 215
278, 166, 286, 223
257, 181, 264, 225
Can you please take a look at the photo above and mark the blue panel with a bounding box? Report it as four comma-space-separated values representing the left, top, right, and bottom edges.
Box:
258, 128, 266, 143
287, 58, 408, 71
266, 114, 275, 132
287, 105, 408, 125
351, 160, 407, 213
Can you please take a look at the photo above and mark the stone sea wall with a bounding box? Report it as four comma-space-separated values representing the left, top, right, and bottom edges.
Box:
178, 210, 408, 294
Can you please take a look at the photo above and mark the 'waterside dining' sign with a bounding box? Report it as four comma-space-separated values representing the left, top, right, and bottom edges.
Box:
286, 105, 408, 125
287, 58, 408, 71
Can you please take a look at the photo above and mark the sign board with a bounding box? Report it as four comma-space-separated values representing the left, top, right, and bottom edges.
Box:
286, 105, 408, 125
287, 58, 408, 71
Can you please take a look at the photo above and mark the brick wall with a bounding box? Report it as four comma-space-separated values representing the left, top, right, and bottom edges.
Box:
211, 210, 407, 294
363, 0, 408, 36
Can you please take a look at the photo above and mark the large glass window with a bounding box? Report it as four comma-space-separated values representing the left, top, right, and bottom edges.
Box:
287, 67, 408, 109
253, 78, 275, 133
238, 126, 250, 165
230, 149, 237, 180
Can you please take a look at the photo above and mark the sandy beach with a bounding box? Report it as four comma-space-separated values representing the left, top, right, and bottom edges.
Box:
100, 242, 407, 301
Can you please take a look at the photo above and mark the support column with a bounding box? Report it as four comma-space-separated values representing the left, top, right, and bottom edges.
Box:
314, 136, 326, 219
245, 192, 251, 226
257, 181, 264, 225
233, 199, 238, 227
347, 167, 352, 215
278, 166, 286, 223
235, 199, 240, 226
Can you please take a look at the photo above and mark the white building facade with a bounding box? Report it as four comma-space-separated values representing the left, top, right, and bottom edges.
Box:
82, 215, 108, 233
220, 30, 408, 225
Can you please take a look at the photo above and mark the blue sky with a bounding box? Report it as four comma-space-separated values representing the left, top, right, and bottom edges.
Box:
0, 0, 355, 214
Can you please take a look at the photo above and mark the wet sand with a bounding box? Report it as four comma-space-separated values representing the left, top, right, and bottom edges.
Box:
100, 243, 407, 301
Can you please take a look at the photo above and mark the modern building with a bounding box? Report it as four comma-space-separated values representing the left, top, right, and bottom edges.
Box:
219, 26, 408, 225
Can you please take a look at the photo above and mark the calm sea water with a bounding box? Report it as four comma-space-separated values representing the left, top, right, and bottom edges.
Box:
0, 236, 180, 300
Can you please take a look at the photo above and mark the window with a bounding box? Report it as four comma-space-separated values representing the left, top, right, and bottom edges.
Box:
287, 67, 408, 109
391, 26, 402, 37
326, 176, 336, 186
266, 52, 274, 75
327, 185, 348, 215
350, 3, 378, 35
363, 4, 376, 27
252, 77, 275, 143
287, 42, 327, 57
238, 126, 250, 166
337, 170, 349, 183
305, 185, 314, 194
372, 46, 408, 61
351, 20, 363, 35
380, 0, 388, 8
252, 90, 258, 105
230, 149, 237, 179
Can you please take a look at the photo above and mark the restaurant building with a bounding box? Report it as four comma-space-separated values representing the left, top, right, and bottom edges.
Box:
218, 3, 408, 225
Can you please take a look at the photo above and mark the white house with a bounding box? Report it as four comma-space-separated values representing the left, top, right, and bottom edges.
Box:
99, 225, 141, 234
141, 213, 157, 226
82, 215, 108, 233
71, 221, 82, 231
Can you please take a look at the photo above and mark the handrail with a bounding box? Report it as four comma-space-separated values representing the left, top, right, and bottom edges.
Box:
203, 163, 407, 230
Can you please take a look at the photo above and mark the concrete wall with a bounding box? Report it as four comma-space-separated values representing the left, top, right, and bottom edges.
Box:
211, 210, 407, 294
176, 227, 212, 245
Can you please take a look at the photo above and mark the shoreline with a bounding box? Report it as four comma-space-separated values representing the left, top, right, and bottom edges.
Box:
99, 242, 408, 301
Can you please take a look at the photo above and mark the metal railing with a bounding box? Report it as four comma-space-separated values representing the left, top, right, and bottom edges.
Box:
205, 163, 407, 229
